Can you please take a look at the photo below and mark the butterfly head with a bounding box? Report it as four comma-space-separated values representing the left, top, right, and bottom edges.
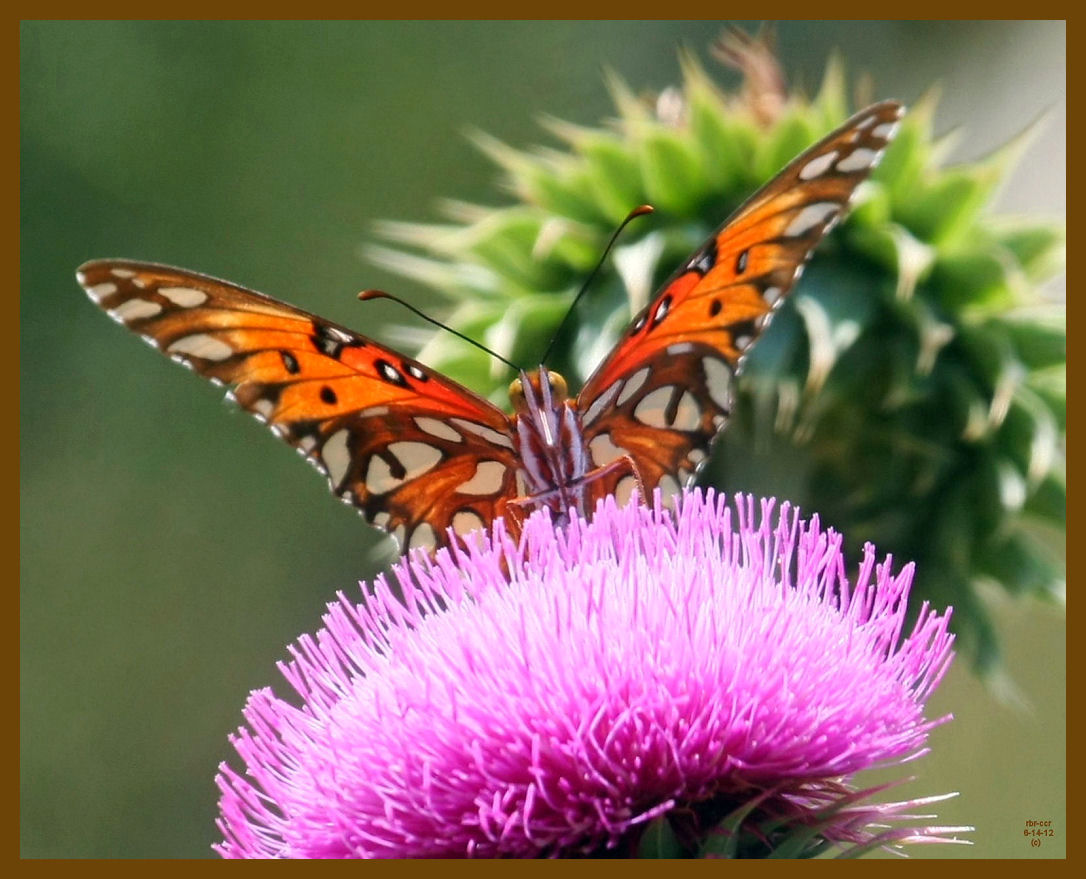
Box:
509, 368, 569, 415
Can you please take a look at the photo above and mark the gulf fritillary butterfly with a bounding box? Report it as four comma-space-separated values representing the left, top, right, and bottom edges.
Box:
78, 101, 903, 554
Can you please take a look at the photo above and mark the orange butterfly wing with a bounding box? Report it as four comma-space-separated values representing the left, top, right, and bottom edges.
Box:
576, 101, 905, 504
79, 102, 905, 551
77, 260, 520, 552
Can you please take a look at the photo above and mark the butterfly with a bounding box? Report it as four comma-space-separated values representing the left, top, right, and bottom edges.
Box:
78, 100, 903, 554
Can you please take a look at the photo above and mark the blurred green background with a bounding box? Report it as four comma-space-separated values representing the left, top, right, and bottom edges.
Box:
21, 21, 1064, 858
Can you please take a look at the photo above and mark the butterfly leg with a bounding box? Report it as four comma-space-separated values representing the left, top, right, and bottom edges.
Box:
577, 453, 648, 510
507, 454, 647, 527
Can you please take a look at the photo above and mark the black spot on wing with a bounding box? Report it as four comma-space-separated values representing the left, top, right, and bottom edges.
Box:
384, 450, 407, 481
281, 351, 301, 374
650, 294, 672, 329
376, 358, 408, 387
313, 322, 355, 358
687, 239, 717, 275
729, 318, 759, 341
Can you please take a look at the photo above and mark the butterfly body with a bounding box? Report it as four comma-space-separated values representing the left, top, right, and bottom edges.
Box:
78, 100, 904, 554
506, 367, 631, 531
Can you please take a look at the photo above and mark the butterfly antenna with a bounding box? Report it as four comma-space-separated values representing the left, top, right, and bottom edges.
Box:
358, 290, 524, 373
539, 204, 654, 366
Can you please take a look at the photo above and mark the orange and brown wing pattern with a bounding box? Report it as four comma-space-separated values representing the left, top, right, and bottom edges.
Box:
77, 259, 520, 551
577, 101, 905, 502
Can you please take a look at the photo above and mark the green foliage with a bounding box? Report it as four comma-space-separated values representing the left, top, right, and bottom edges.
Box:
632, 782, 958, 858
374, 49, 1065, 672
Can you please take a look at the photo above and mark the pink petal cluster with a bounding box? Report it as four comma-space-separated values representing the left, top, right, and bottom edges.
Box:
215, 490, 956, 858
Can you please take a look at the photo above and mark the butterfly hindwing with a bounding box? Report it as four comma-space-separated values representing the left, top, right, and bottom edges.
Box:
77, 259, 519, 551
577, 101, 905, 504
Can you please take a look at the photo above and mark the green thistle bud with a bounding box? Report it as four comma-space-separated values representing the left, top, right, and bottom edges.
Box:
370, 35, 1065, 673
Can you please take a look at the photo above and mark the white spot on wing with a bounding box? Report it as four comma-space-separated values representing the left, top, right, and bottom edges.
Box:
450, 418, 514, 450
358, 405, 390, 418
872, 121, 900, 140
391, 524, 406, 547
667, 342, 695, 355
836, 147, 878, 173
633, 385, 676, 429
456, 460, 507, 496
87, 282, 117, 302
251, 397, 275, 419
589, 433, 628, 468
365, 456, 397, 494
365, 442, 442, 493
799, 150, 838, 180
452, 509, 486, 537
373, 511, 391, 529
414, 416, 462, 443
378, 362, 403, 384
409, 523, 437, 552
389, 441, 443, 480
785, 202, 839, 238
702, 358, 733, 411
322, 429, 351, 488
671, 391, 701, 431
111, 298, 162, 321
110, 267, 136, 278
617, 367, 650, 406
763, 286, 783, 307
159, 286, 208, 307
167, 333, 233, 361
581, 381, 620, 427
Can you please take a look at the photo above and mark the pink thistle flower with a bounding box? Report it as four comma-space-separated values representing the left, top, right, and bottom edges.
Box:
214, 490, 968, 858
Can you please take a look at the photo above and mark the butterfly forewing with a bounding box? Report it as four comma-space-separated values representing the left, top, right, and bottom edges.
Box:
577, 101, 904, 504
77, 260, 520, 552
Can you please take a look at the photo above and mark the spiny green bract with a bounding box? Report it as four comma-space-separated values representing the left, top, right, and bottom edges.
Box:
369, 49, 1065, 673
